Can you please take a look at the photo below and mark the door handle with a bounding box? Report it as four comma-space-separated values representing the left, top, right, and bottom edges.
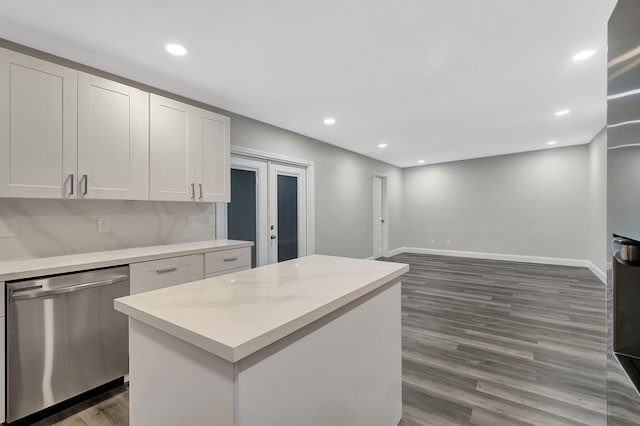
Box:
156, 267, 178, 274
69, 174, 74, 196
270, 235, 277, 240
10, 275, 128, 300
381, 219, 385, 224
223, 257, 239, 262
82, 174, 88, 196
191, 183, 196, 200
199, 183, 203, 200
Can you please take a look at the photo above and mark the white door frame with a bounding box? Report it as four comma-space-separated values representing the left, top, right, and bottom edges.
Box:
373, 173, 389, 258
216, 157, 268, 266
217, 146, 316, 259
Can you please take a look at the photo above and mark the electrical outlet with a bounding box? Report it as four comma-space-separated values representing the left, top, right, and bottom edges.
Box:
446, 239, 451, 246
188, 215, 196, 228
97, 218, 110, 233
209, 214, 215, 227
430, 239, 436, 245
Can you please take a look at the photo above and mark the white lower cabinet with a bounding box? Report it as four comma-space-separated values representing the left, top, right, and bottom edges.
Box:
130, 255, 204, 295
205, 247, 251, 275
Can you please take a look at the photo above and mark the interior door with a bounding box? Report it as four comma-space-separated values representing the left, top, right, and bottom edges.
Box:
196, 109, 230, 202
373, 176, 384, 258
78, 73, 149, 200
149, 94, 196, 201
268, 163, 307, 263
0, 49, 77, 199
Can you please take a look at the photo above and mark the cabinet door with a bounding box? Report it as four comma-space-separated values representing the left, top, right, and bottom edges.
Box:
0, 49, 77, 199
150, 94, 196, 201
78, 73, 149, 200
195, 108, 230, 202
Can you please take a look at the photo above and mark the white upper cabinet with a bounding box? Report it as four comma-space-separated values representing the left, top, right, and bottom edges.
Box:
78, 73, 149, 200
0, 48, 229, 203
149, 94, 196, 201
0, 49, 77, 199
150, 94, 230, 202
196, 109, 230, 202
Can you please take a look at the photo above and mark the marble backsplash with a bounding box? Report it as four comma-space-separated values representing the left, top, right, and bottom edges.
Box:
0, 199, 217, 261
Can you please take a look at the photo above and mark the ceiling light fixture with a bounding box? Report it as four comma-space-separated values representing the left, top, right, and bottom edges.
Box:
572, 50, 595, 61
166, 43, 187, 56
378, 143, 387, 148
418, 160, 425, 164
547, 140, 558, 145
554, 109, 570, 116
323, 117, 336, 125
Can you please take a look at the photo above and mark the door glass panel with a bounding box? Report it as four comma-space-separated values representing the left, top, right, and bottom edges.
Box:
227, 169, 257, 267
277, 175, 298, 262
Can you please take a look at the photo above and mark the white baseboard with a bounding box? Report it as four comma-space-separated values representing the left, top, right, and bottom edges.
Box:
386, 246, 607, 284
586, 261, 607, 284
387, 248, 405, 257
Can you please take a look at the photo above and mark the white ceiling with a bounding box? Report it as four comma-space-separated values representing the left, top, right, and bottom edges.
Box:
0, 0, 617, 167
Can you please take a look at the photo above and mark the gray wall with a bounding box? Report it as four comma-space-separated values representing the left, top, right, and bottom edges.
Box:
401, 145, 592, 260
228, 115, 403, 259
588, 130, 607, 272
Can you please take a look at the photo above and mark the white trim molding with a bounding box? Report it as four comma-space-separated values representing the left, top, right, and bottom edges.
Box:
586, 261, 607, 284
385, 247, 607, 284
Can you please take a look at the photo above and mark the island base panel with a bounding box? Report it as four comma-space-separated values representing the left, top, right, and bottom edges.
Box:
129, 319, 235, 426
236, 281, 402, 426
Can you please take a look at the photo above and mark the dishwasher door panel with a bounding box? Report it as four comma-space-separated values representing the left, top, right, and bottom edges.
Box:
7, 268, 129, 423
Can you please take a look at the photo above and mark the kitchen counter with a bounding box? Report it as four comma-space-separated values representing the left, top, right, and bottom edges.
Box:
0, 240, 252, 281
115, 254, 408, 362
116, 255, 408, 426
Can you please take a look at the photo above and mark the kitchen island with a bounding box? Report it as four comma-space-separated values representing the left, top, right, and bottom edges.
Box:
114, 254, 408, 426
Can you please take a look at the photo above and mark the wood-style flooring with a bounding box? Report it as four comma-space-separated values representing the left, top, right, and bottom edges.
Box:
33, 253, 607, 426
389, 253, 606, 426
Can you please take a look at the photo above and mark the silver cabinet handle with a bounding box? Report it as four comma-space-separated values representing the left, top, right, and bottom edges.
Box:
10, 275, 128, 300
191, 183, 195, 200
69, 174, 74, 196
82, 174, 88, 196
223, 257, 239, 262
199, 183, 203, 200
156, 267, 178, 274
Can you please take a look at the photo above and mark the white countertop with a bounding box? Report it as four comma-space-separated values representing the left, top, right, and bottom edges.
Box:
0, 240, 253, 281
114, 254, 409, 363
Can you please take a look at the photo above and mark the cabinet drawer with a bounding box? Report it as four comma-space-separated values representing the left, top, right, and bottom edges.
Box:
205, 265, 250, 279
205, 248, 251, 275
130, 255, 203, 295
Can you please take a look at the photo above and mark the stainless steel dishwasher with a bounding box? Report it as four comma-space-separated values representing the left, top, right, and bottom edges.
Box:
6, 266, 130, 423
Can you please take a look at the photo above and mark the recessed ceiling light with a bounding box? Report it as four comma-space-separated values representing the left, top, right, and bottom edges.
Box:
323, 117, 336, 125
378, 143, 388, 148
554, 109, 570, 116
547, 140, 558, 145
166, 43, 187, 56
572, 50, 595, 61
418, 160, 425, 164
